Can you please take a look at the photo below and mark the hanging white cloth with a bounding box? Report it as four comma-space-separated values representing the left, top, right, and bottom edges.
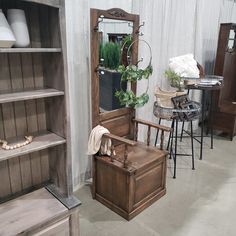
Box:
87, 125, 112, 156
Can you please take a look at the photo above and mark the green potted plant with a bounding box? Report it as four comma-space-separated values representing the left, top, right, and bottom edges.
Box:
99, 41, 126, 111
164, 68, 184, 92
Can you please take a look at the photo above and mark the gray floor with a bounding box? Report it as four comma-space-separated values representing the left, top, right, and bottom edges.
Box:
75, 135, 236, 236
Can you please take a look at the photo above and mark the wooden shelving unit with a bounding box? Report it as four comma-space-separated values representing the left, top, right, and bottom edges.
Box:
0, 0, 80, 235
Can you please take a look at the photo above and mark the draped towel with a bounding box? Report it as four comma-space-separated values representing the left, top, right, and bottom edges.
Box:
87, 125, 112, 156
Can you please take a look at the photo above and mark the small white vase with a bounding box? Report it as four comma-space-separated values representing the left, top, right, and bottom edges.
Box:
0, 9, 16, 48
7, 9, 30, 48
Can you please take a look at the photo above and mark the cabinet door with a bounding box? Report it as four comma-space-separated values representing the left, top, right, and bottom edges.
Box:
33, 217, 69, 236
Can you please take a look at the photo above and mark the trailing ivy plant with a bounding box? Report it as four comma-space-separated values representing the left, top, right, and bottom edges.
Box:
115, 64, 153, 108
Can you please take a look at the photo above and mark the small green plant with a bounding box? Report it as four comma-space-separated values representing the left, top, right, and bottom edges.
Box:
164, 68, 183, 91
100, 41, 121, 70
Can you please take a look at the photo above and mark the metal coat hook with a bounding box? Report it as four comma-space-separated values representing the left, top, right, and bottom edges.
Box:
136, 22, 145, 36
94, 15, 104, 32
95, 58, 105, 76
136, 57, 144, 66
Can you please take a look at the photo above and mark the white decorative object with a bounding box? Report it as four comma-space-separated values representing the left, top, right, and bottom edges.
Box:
7, 9, 30, 47
0, 9, 16, 48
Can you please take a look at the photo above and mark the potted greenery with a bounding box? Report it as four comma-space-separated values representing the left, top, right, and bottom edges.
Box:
164, 68, 184, 92
99, 41, 127, 111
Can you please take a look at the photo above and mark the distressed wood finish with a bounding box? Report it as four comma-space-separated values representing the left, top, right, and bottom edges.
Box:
0, 89, 64, 104
0, 188, 79, 236
91, 8, 169, 220
0, 0, 80, 235
211, 23, 236, 140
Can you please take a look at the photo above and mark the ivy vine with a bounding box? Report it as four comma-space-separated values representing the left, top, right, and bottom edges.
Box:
115, 64, 153, 108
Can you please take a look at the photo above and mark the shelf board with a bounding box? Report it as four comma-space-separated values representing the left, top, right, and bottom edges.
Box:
0, 188, 68, 236
0, 48, 62, 53
0, 132, 66, 162
0, 88, 64, 104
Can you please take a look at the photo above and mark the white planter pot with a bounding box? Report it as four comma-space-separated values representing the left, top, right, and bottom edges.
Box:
7, 9, 30, 48
0, 9, 16, 48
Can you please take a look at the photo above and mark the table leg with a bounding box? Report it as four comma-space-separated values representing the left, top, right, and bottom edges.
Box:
210, 91, 213, 149
200, 90, 206, 160
173, 119, 178, 179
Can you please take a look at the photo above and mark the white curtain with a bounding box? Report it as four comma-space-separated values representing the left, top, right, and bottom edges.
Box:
132, 0, 236, 141
65, 0, 236, 189
65, 0, 133, 190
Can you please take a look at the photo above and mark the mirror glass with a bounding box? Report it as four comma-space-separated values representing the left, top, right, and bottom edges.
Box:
98, 18, 133, 113
228, 29, 236, 50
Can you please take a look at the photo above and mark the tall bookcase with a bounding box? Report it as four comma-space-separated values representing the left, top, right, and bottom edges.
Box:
0, 0, 80, 235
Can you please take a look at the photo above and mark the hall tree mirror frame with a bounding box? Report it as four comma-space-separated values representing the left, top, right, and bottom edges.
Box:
90, 8, 140, 132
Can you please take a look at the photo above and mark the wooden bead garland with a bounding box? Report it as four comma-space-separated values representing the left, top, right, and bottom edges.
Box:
0, 136, 33, 150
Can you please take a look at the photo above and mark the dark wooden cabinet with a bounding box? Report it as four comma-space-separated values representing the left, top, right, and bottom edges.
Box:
211, 23, 236, 140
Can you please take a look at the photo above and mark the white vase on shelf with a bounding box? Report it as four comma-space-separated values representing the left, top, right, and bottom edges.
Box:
0, 9, 16, 48
7, 9, 30, 48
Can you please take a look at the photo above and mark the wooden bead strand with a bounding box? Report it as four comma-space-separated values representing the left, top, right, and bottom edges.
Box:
0, 136, 33, 150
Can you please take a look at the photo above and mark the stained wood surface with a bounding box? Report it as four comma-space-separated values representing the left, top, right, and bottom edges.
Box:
0, 188, 68, 236
0, 89, 64, 104
0, 132, 66, 162
0, 48, 62, 53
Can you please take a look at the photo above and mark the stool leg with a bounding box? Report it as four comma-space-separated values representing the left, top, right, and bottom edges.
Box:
154, 118, 162, 146
167, 119, 175, 151
190, 121, 195, 170
173, 119, 178, 179
180, 121, 185, 142
169, 120, 175, 159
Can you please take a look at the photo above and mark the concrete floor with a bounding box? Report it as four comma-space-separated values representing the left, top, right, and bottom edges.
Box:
75, 135, 236, 236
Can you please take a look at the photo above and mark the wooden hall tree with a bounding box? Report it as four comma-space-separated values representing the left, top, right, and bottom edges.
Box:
0, 0, 80, 235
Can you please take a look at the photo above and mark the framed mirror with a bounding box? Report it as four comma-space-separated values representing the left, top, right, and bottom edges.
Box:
90, 8, 140, 128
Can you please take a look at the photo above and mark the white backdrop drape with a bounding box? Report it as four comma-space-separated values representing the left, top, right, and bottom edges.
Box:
65, 0, 236, 190
132, 0, 236, 141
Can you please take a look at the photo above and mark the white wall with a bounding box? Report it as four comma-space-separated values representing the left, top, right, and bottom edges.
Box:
65, 0, 236, 190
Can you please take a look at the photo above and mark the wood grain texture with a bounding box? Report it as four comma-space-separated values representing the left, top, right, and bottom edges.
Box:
0, 48, 61, 53
0, 188, 67, 236
0, 89, 64, 104
0, 1, 79, 234
0, 132, 66, 162
211, 23, 236, 139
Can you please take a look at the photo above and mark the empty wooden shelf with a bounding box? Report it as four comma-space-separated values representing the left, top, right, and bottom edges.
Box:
0, 188, 78, 236
0, 88, 64, 104
0, 48, 62, 53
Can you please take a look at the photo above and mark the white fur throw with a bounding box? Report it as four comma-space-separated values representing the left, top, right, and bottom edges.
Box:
169, 54, 200, 78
